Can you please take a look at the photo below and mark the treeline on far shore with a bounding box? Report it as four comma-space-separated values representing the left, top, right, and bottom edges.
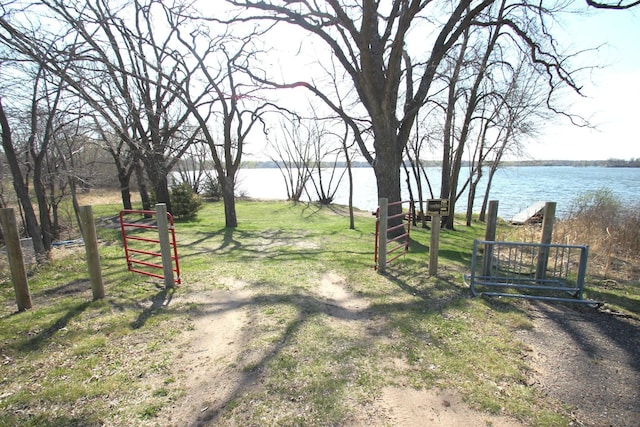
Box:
238, 158, 640, 169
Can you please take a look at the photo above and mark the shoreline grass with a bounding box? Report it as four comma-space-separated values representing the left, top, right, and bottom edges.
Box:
1, 199, 637, 426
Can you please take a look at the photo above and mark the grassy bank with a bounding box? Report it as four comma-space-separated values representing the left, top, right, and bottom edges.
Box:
1, 200, 637, 426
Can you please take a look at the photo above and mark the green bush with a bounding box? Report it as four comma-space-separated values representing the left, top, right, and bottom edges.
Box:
202, 172, 222, 201
169, 182, 202, 220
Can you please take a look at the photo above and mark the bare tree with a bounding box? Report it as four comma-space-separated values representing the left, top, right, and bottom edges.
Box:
168, 10, 272, 228
0, 52, 76, 259
306, 118, 347, 206
404, 113, 438, 228
477, 59, 550, 221
0, 0, 201, 213
175, 140, 211, 195
0, 99, 47, 261
223, 0, 589, 235
585, 0, 640, 9
338, 122, 358, 229
269, 116, 314, 202
92, 118, 138, 210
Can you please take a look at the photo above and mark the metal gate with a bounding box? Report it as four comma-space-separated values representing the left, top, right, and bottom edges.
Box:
374, 199, 414, 271
466, 239, 598, 305
119, 209, 181, 285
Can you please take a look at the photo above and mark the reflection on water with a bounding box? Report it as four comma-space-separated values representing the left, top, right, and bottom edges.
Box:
235, 166, 640, 220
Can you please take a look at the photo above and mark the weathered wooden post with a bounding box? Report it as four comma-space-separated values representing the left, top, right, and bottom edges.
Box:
156, 203, 175, 288
377, 198, 388, 274
535, 202, 556, 282
482, 200, 499, 277
0, 208, 32, 311
427, 198, 449, 277
79, 205, 105, 300
428, 213, 440, 276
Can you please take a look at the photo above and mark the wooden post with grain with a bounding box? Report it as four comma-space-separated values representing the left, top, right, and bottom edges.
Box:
0, 208, 32, 311
80, 205, 105, 300
535, 202, 556, 282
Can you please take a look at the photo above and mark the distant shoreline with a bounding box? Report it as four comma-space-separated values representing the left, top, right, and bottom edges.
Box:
239, 159, 640, 169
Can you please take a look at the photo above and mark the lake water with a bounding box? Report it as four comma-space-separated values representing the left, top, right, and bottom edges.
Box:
235, 166, 640, 221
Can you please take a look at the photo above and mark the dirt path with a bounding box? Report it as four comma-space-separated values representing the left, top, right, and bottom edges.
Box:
164, 279, 254, 427
163, 273, 524, 426
159, 270, 640, 427
517, 302, 640, 427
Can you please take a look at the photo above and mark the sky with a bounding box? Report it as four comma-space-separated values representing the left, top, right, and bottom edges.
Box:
528, 6, 640, 161
258, 3, 640, 162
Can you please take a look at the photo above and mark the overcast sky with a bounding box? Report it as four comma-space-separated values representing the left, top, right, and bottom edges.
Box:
527, 6, 640, 161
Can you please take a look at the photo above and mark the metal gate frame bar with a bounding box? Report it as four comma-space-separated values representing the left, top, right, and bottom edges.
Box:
374, 199, 414, 271
466, 239, 598, 305
119, 209, 181, 285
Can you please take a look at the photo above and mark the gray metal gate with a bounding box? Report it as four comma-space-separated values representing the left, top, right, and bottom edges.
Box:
466, 239, 599, 305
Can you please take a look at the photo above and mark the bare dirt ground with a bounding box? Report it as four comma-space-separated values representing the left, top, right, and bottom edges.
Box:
161, 273, 532, 427
161, 271, 640, 426
517, 302, 640, 427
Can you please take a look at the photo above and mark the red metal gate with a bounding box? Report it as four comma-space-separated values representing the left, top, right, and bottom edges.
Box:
119, 209, 181, 285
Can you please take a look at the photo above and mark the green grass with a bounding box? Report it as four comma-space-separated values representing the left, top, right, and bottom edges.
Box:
1, 199, 635, 426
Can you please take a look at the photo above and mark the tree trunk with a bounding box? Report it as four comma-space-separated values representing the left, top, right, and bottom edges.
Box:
135, 161, 151, 211
68, 175, 83, 237
466, 166, 482, 226
0, 101, 47, 262
141, 153, 171, 213
152, 175, 171, 214
221, 174, 237, 228
372, 132, 403, 232
120, 181, 133, 210
115, 162, 133, 210
344, 144, 355, 230
32, 161, 53, 249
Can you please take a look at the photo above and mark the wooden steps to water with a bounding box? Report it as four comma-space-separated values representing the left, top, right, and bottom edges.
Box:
510, 201, 546, 225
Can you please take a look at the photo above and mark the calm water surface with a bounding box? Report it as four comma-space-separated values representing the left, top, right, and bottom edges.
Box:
236, 166, 640, 220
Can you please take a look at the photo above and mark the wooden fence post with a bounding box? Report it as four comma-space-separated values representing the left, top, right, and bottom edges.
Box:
0, 208, 32, 311
483, 200, 499, 277
156, 203, 175, 288
536, 202, 556, 282
79, 205, 105, 300
428, 214, 440, 276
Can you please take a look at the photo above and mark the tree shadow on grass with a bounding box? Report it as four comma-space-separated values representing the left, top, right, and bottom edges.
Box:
130, 286, 176, 329
17, 300, 92, 352
180, 288, 377, 425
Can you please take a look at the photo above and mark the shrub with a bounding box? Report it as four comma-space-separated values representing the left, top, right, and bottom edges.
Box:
169, 182, 202, 220
202, 172, 222, 201
556, 187, 640, 278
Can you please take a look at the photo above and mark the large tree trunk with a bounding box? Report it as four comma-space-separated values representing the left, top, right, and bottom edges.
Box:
152, 174, 171, 213
221, 174, 237, 228
146, 154, 172, 213
372, 131, 403, 231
